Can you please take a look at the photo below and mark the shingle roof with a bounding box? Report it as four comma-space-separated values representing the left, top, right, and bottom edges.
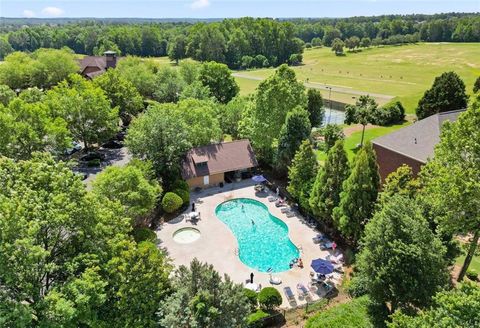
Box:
372, 109, 464, 163
181, 140, 258, 179
78, 56, 108, 72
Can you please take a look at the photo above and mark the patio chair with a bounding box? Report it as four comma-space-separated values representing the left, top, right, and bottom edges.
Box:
320, 241, 334, 250
275, 199, 286, 207
268, 196, 277, 202
326, 253, 344, 264
283, 286, 295, 301
285, 210, 296, 218
269, 275, 282, 285
280, 207, 291, 213
312, 233, 327, 244
296, 283, 310, 298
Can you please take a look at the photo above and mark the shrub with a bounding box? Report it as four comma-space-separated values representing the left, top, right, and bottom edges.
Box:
243, 288, 258, 310
171, 179, 189, 191
305, 42, 312, 48
346, 274, 369, 298
466, 269, 478, 281
132, 227, 156, 243
288, 53, 302, 66
161, 192, 183, 213
257, 287, 282, 310
173, 188, 190, 205
247, 309, 269, 328
374, 101, 405, 125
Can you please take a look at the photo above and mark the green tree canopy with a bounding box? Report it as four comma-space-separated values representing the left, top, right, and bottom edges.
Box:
45, 74, 118, 150
198, 61, 239, 104
306, 88, 325, 127
473, 76, 480, 93
333, 142, 380, 243
216, 96, 246, 139
310, 139, 350, 227
345, 95, 378, 147
419, 97, 480, 281
0, 84, 16, 106
276, 106, 312, 173
240, 64, 306, 162
356, 195, 449, 314
389, 282, 480, 328
331, 38, 345, 55
168, 34, 187, 64
153, 66, 186, 103
92, 161, 162, 221
93, 68, 144, 125
416, 71, 468, 120
116, 56, 159, 98
0, 98, 71, 159
287, 139, 318, 210
158, 258, 250, 328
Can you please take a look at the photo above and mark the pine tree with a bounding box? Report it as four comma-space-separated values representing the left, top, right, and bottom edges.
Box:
287, 140, 318, 210
276, 106, 311, 173
309, 139, 350, 227
306, 88, 324, 127
333, 141, 380, 243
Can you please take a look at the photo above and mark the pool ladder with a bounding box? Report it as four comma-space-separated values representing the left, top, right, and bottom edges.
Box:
234, 248, 239, 256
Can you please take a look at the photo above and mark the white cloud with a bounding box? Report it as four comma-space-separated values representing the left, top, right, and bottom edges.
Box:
23, 10, 36, 18
41, 6, 65, 17
190, 0, 210, 10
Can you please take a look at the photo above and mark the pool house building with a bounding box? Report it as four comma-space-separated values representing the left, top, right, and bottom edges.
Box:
181, 139, 258, 189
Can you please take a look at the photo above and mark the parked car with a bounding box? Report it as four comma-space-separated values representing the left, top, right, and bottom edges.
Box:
102, 140, 123, 149
80, 151, 105, 162
65, 141, 82, 155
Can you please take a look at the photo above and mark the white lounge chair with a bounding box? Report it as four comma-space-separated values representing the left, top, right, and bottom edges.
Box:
296, 283, 310, 298
269, 274, 282, 285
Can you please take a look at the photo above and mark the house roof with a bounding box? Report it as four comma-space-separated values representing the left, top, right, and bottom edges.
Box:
372, 109, 464, 163
78, 56, 108, 72
181, 139, 258, 180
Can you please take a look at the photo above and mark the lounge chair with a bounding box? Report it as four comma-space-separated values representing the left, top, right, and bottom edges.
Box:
283, 286, 295, 301
312, 233, 327, 244
320, 241, 334, 250
327, 253, 344, 264
269, 274, 282, 285
275, 199, 286, 207
285, 210, 295, 218
268, 196, 277, 202
280, 207, 291, 213
296, 283, 310, 298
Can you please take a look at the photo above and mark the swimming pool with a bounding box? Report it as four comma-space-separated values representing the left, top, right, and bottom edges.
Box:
215, 198, 299, 273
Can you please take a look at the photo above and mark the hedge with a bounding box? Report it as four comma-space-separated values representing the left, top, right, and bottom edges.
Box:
171, 179, 189, 192
466, 269, 478, 281
174, 188, 190, 206
373, 101, 405, 126
257, 287, 282, 310
243, 288, 258, 310
161, 192, 183, 213
247, 309, 269, 328
132, 227, 156, 243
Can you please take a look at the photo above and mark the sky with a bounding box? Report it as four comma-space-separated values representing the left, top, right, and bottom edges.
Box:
1, 0, 479, 18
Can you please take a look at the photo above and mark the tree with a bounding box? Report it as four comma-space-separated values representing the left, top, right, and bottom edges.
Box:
419, 98, 480, 281
198, 61, 239, 103
356, 195, 449, 314
45, 74, 118, 150
18, 87, 44, 103
473, 76, 480, 93
116, 56, 159, 98
257, 287, 282, 310
125, 104, 191, 179
0, 51, 35, 89
94, 69, 144, 125
153, 66, 185, 103
322, 124, 345, 151
306, 88, 325, 127
345, 36, 360, 51
92, 162, 162, 221
309, 140, 350, 226
345, 95, 378, 147
0, 98, 71, 159
168, 34, 187, 64
217, 96, 246, 139
416, 72, 468, 120
30, 48, 79, 89
179, 60, 201, 84
158, 258, 250, 328
287, 140, 318, 210
0, 84, 16, 106
379, 165, 419, 203
389, 282, 480, 328
331, 38, 345, 55
276, 106, 312, 173
179, 81, 212, 101
323, 27, 342, 46
360, 37, 371, 48
333, 142, 380, 243
240, 64, 306, 162
311, 37, 323, 47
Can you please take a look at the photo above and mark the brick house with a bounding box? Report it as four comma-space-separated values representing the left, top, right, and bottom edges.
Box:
372, 109, 464, 181
181, 140, 258, 189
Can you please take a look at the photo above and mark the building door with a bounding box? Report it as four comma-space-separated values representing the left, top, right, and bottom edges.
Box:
203, 175, 209, 185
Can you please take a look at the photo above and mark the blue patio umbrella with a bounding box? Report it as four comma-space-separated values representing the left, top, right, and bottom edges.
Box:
310, 258, 334, 274
251, 175, 267, 183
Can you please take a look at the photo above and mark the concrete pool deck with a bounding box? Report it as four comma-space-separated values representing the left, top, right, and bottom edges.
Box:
155, 180, 343, 308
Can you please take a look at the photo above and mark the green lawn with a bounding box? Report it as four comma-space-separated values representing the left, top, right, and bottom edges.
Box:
317, 122, 410, 163
456, 254, 480, 273
235, 43, 480, 113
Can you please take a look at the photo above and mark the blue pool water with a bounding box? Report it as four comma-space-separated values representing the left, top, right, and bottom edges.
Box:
215, 198, 299, 273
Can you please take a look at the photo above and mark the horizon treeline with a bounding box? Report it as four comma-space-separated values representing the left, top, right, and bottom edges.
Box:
0, 13, 479, 67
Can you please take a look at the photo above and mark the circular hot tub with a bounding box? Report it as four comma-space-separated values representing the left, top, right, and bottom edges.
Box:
173, 227, 201, 244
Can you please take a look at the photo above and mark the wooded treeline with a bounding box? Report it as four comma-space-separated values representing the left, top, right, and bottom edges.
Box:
1, 13, 479, 66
